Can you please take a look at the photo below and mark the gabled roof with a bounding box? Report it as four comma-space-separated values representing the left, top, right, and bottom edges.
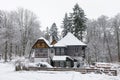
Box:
38, 37, 50, 47
50, 39, 57, 45
54, 32, 86, 47
32, 37, 51, 48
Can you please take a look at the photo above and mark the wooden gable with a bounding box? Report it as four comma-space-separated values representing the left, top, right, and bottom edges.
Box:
50, 40, 57, 45
32, 39, 49, 49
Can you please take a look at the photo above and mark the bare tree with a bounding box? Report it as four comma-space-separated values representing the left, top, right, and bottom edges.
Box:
112, 14, 120, 62
86, 16, 115, 63
15, 8, 41, 56
0, 8, 41, 61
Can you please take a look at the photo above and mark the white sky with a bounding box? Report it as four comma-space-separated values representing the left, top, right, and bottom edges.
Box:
0, 0, 120, 30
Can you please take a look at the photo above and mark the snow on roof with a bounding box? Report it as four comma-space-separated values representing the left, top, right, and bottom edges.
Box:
54, 32, 86, 47
38, 37, 51, 47
52, 56, 73, 61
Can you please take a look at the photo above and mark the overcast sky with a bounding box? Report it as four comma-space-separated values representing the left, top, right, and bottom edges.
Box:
0, 0, 120, 30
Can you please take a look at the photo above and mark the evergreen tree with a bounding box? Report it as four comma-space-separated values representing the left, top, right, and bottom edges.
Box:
62, 13, 73, 37
44, 27, 50, 41
72, 3, 87, 41
50, 23, 58, 41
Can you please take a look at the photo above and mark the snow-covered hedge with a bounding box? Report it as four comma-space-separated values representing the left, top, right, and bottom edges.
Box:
14, 57, 53, 71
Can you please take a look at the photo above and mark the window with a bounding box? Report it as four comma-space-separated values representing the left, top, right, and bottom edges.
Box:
55, 48, 65, 55
56, 48, 60, 55
75, 47, 78, 52
60, 61, 65, 67
44, 49, 48, 53
51, 48, 54, 53
56, 48, 59, 52
66, 61, 71, 67
40, 49, 43, 53
61, 48, 64, 55
55, 62, 60, 67
61, 48, 64, 53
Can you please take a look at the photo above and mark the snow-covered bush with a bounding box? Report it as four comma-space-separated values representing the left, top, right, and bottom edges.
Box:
14, 57, 30, 71
14, 57, 53, 71
28, 62, 53, 68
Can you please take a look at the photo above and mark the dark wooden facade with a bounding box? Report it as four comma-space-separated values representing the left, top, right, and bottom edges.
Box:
32, 39, 49, 58
34, 49, 48, 58
50, 40, 57, 45
32, 40, 49, 49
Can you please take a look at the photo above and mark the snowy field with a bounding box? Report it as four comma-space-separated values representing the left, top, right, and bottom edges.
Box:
0, 62, 120, 80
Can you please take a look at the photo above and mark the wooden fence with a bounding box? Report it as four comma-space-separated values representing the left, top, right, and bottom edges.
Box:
16, 66, 117, 76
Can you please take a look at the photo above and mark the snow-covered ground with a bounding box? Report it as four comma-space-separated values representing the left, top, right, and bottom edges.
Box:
0, 62, 120, 80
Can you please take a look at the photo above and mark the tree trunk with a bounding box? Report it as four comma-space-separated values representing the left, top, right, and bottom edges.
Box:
116, 30, 120, 62
4, 41, 8, 62
80, 31, 83, 41
9, 43, 12, 61
92, 44, 98, 62
15, 45, 17, 56
113, 19, 120, 62
104, 32, 113, 62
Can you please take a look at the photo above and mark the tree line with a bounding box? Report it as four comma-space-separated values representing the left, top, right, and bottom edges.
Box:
0, 8, 42, 62
61, 3, 120, 63
86, 15, 120, 63
0, 8, 60, 62
0, 4, 120, 63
